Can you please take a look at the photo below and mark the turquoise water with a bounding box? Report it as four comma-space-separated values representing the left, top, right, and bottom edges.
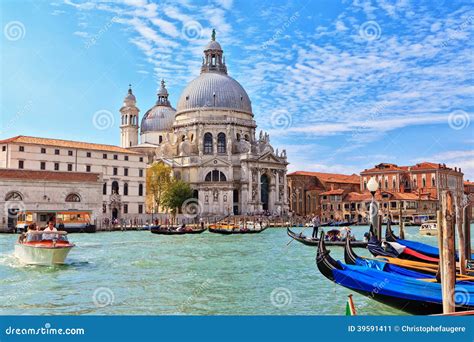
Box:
0, 225, 471, 315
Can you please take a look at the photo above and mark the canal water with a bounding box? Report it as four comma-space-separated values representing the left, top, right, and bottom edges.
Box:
0, 225, 471, 315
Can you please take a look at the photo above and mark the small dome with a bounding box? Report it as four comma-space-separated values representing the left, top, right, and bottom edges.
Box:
176, 73, 252, 114
141, 105, 176, 133
123, 85, 136, 105
204, 40, 222, 51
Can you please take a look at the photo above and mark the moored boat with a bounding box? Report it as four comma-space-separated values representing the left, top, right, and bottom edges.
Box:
287, 227, 368, 248
208, 225, 268, 235
14, 231, 75, 265
150, 225, 207, 235
316, 232, 474, 315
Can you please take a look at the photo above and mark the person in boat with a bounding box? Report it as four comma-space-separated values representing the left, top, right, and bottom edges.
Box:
311, 215, 320, 239
42, 221, 58, 240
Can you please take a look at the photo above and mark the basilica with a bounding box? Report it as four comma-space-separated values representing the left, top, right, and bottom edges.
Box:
120, 32, 289, 216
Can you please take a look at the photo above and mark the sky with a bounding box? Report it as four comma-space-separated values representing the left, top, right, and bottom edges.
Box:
1, 0, 473, 179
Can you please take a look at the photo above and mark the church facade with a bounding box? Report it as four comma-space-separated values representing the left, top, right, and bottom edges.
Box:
121, 33, 289, 216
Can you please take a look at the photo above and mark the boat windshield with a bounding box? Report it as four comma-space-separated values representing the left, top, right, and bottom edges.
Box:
25, 231, 69, 242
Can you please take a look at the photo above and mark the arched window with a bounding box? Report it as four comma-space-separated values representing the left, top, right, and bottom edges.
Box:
244, 134, 249, 141
111, 181, 119, 194
205, 170, 227, 182
217, 133, 226, 154
124, 183, 128, 196
236, 133, 241, 141
103, 183, 107, 195
65, 193, 81, 202
204, 133, 213, 154
138, 183, 143, 196
5, 191, 23, 201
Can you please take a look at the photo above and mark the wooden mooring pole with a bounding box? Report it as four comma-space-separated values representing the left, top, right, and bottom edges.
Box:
455, 196, 466, 275
398, 206, 405, 239
463, 205, 472, 260
440, 191, 456, 314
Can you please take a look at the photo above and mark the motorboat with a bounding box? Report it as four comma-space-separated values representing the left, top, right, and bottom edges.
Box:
14, 231, 75, 265
419, 221, 438, 236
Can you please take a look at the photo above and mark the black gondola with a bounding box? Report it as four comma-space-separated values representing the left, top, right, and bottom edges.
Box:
208, 226, 268, 235
316, 232, 474, 315
287, 228, 367, 248
150, 225, 207, 235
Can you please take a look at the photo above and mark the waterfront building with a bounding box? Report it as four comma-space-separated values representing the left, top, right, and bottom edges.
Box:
0, 136, 147, 228
287, 171, 360, 217
123, 33, 288, 216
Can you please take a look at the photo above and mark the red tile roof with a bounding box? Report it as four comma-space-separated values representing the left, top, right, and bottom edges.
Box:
0, 135, 142, 154
287, 171, 360, 184
0, 169, 101, 182
320, 189, 345, 195
362, 163, 406, 173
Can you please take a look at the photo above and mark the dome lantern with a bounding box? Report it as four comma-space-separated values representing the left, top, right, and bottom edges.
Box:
156, 79, 170, 106
201, 29, 227, 75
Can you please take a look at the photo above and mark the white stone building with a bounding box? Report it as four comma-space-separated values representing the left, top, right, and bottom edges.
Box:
122, 33, 289, 216
0, 136, 147, 228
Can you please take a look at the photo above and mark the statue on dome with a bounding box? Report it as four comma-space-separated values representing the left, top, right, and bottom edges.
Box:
211, 29, 216, 41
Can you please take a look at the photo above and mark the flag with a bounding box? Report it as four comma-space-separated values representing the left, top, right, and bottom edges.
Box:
346, 295, 356, 315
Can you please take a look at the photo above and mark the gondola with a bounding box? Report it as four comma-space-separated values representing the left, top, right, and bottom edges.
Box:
150, 225, 207, 235
208, 226, 268, 235
287, 228, 367, 248
316, 232, 474, 315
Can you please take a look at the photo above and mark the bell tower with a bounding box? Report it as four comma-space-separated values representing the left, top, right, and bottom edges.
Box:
120, 85, 139, 148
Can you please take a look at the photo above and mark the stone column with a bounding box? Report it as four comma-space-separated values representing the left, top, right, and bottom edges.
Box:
257, 168, 261, 205
275, 170, 280, 202
283, 172, 288, 213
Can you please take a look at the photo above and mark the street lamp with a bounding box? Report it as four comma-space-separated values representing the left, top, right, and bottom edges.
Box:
367, 177, 379, 237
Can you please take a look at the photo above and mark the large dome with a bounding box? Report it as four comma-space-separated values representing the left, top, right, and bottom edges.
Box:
176, 72, 252, 114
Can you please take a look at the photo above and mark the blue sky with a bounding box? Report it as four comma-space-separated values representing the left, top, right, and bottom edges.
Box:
1, 0, 473, 178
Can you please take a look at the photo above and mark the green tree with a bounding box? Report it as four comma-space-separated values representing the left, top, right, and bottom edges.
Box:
146, 163, 172, 213
161, 180, 194, 217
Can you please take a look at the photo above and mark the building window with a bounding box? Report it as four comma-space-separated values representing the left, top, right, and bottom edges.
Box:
65, 193, 81, 202
392, 178, 396, 189
103, 154, 107, 159
54, 163, 59, 171
217, 133, 226, 154
68, 164, 73, 171
123, 204, 128, 214
159, 136, 163, 144
113, 167, 118, 176
138, 184, 143, 196
363, 181, 367, 190
19, 146, 24, 152
139, 169, 143, 177
2, 146, 6, 151
41, 148, 46, 153
40, 161, 46, 170
384, 179, 388, 189
203, 132, 213, 154
5, 191, 23, 201
204, 170, 227, 182
68, 150, 73, 156
139, 157, 143, 162
87, 152, 91, 158
422, 178, 426, 187
432, 176, 436, 187
413, 177, 417, 187
138, 204, 143, 214
124, 168, 128, 176
86, 165, 91, 172
111, 181, 119, 194
114, 154, 118, 160
18, 160, 24, 169
103, 183, 107, 195
124, 155, 129, 161
102, 204, 107, 213
124, 183, 128, 196
55, 149, 60, 155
